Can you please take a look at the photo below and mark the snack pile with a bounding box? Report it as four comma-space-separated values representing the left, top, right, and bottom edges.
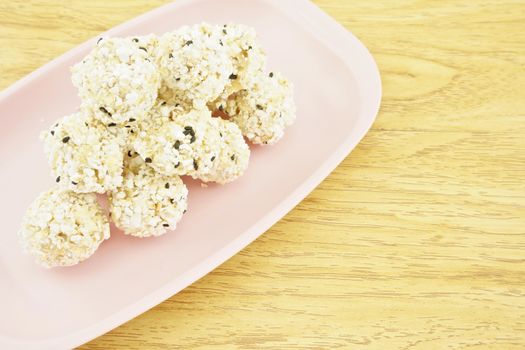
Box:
18, 23, 296, 268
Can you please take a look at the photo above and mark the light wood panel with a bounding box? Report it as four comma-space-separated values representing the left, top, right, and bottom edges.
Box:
1, 0, 524, 348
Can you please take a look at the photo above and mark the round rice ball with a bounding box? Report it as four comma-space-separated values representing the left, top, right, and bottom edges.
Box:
72, 37, 161, 125
109, 155, 188, 238
41, 111, 125, 193
198, 118, 250, 184
156, 23, 233, 108
133, 108, 221, 177
208, 23, 267, 111
18, 188, 110, 268
225, 71, 296, 145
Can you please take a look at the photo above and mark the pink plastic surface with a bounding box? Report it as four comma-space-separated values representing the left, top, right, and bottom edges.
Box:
0, 0, 381, 348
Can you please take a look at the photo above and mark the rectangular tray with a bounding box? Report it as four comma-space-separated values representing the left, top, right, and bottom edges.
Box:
0, 0, 381, 348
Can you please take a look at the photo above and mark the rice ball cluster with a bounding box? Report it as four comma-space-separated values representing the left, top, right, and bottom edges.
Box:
18, 23, 296, 268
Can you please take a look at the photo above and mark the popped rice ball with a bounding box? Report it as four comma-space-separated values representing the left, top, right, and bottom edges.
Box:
208, 24, 266, 111
198, 118, 250, 184
72, 37, 161, 125
18, 188, 110, 268
41, 111, 125, 193
133, 108, 221, 177
109, 155, 188, 237
225, 71, 296, 145
156, 23, 233, 108
218, 24, 267, 99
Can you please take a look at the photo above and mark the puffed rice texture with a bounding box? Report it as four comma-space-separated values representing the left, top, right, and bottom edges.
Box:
225, 71, 296, 145
41, 111, 125, 193
110, 155, 188, 238
72, 37, 161, 125
18, 187, 110, 268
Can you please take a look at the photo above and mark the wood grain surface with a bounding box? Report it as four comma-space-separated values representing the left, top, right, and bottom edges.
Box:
2, 1, 525, 349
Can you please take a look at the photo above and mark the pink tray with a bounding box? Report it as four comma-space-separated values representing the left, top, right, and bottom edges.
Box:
0, 0, 381, 348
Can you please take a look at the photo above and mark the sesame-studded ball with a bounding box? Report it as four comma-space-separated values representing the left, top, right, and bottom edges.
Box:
156, 23, 233, 108
133, 108, 221, 177
208, 23, 267, 111
225, 71, 296, 145
18, 188, 110, 268
109, 155, 188, 238
197, 118, 250, 184
222, 23, 267, 93
72, 37, 161, 125
41, 111, 125, 193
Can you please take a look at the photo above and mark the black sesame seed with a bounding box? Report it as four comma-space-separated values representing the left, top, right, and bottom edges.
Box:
132, 38, 139, 43
128, 150, 132, 157
71, 181, 78, 185
145, 157, 152, 163
139, 47, 147, 52
84, 122, 89, 127
129, 118, 136, 122
130, 130, 135, 134
193, 159, 198, 170
183, 209, 187, 214
231, 154, 236, 161
97, 37, 103, 44
163, 223, 170, 227
56, 176, 60, 183
62, 136, 70, 143
218, 105, 224, 111
223, 24, 227, 27
223, 29, 227, 35
165, 183, 170, 189
125, 125, 131, 128
219, 40, 224, 46
169, 198, 175, 204
211, 156, 216, 161
175, 103, 180, 107
173, 140, 181, 149
185, 40, 193, 46
161, 101, 167, 106
256, 104, 264, 110
175, 77, 181, 81
99, 106, 111, 116
169, 53, 173, 58
248, 45, 253, 50
269, 72, 274, 77
220, 132, 223, 137
174, 162, 180, 168
229, 73, 238, 80
50, 130, 55, 136
108, 123, 117, 127
184, 126, 193, 130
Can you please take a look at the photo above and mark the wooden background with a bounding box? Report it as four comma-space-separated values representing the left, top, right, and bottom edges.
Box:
1, 0, 524, 348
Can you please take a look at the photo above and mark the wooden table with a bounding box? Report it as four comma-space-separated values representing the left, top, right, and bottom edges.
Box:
2, 1, 524, 348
